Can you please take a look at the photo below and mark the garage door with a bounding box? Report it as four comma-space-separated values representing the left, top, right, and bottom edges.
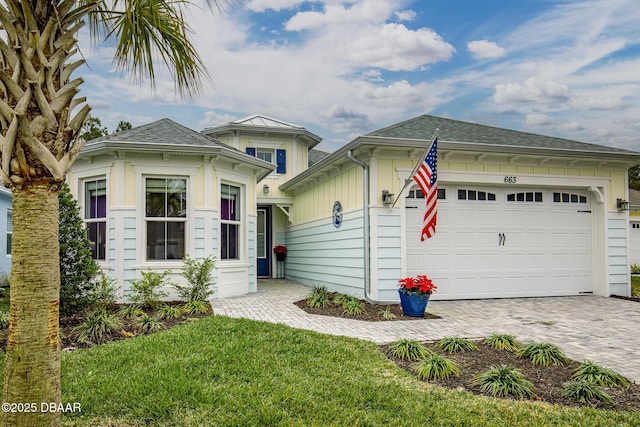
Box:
631, 221, 640, 266
406, 186, 593, 299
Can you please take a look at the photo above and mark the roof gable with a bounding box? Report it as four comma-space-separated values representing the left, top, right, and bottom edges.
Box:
367, 115, 638, 156
232, 114, 305, 130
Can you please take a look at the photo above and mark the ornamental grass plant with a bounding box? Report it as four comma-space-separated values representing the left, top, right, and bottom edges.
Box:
388, 338, 432, 361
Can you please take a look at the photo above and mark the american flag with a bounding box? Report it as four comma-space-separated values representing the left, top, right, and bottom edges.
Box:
412, 137, 438, 241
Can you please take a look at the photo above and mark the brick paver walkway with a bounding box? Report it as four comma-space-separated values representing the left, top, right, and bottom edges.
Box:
211, 279, 640, 382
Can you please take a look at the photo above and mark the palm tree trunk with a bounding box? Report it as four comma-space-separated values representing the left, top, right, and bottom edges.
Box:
1, 183, 61, 427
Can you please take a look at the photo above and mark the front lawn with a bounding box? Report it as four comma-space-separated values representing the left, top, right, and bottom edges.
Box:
0, 316, 635, 426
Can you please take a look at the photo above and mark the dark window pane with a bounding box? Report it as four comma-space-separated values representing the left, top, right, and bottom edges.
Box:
507, 194, 515, 202
416, 189, 425, 198
458, 189, 466, 200
488, 193, 496, 201
221, 223, 239, 260
517, 193, 525, 202
526, 192, 533, 202
468, 190, 477, 201
562, 193, 570, 203
579, 196, 587, 203
147, 221, 165, 260
437, 188, 446, 199
553, 192, 560, 203
87, 222, 106, 260
146, 192, 166, 217
166, 222, 185, 259
221, 184, 240, 220
85, 179, 106, 219
535, 192, 543, 202
571, 194, 578, 203
478, 191, 486, 201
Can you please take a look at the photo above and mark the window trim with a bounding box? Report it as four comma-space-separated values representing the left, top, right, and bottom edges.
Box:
144, 176, 188, 261
83, 178, 108, 261
220, 182, 242, 261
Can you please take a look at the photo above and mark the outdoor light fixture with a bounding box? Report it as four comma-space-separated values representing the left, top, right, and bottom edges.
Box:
617, 198, 630, 212
263, 184, 270, 194
382, 190, 394, 205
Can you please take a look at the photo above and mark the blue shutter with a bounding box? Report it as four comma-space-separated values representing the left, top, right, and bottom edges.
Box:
276, 149, 286, 174
246, 147, 256, 157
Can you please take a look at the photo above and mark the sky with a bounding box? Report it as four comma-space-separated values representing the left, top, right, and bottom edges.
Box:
77, 0, 640, 154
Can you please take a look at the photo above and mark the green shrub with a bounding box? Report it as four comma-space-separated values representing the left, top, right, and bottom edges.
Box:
380, 306, 397, 320
560, 380, 614, 404
181, 300, 210, 315
334, 294, 358, 306
516, 342, 568, 366
630, 263, 640, 274
0, 310, 9, 329
59, 183, 101, 315
473, 365, 536, 399
342, 299, 365, 315
306, 286, 330, 308
128, 270, 171, 309
435, 336, 478, 353
416, 354, 460, 380
571, 360, 629, 387
136, 314, 165, 333
483, 334, 521, 351
118, 305, 144, 319
74, 309, 122, 345
175, 255, 215, 302
388, 339, 432, 361
87, 272, 119, 310
158, 304, 183, 320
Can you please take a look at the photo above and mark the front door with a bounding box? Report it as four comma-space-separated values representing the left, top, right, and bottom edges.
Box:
257, 206, 272, 277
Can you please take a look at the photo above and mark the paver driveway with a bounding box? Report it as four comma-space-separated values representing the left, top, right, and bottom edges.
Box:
211, 280, 640, 382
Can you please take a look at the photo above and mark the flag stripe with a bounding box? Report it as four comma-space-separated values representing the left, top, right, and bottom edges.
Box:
412, 137, 438, 241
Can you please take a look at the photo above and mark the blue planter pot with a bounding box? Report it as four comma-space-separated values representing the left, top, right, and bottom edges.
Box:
398, 289, 430, 318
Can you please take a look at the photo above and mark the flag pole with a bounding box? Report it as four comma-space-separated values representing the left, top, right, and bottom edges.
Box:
391, 128, 439, 208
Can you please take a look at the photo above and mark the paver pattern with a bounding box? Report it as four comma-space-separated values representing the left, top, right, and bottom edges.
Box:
211, 280, 640, 382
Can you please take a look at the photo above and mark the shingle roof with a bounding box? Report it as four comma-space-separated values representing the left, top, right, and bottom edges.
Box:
630, 188, 640, 207
367, 115, 638, 156
85, 118, 227, 149
308, 149, 331, 166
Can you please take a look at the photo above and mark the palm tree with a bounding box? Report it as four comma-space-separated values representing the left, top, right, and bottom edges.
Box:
0, 1, 218, 425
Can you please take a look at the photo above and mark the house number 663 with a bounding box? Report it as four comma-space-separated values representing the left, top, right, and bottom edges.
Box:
504, 176, 517, 184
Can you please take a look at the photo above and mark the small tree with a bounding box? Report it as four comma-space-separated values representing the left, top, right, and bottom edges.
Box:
128, 271, 171, 309
59, 183, 100, 315
176, 255, 216, 302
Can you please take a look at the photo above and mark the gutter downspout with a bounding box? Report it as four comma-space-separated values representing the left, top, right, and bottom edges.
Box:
347, 150, 397, 305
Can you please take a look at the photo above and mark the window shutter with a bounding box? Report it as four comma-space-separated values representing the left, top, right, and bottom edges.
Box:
246, 147, 256, 157
276, 149, 286, 174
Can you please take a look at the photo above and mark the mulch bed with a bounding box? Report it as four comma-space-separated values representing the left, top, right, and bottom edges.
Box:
0, 301, 213, 352
611, 295, 640, 303
294, 293, 439, 321
383, 341, 640, 412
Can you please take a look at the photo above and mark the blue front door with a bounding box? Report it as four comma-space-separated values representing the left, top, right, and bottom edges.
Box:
257, 206, 271, 277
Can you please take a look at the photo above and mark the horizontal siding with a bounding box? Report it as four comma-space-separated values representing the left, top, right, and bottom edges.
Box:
285, 215, 365, 296
608, 218, 629, 296
123, 217, 137, 293
194, 217, 205, 258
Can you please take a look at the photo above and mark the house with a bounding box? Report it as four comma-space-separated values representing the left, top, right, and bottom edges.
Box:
629, 188, 640, 266
69, 114, 640, 300
0, 187, 11, 277
67, 118, 275, 299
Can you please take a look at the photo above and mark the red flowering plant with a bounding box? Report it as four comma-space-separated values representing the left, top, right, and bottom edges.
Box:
398, 275, 437, 297
273, 245, 287, 255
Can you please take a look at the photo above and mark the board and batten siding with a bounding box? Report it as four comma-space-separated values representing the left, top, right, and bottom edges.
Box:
285, 211, 365, 296
608, 217, 630, 295
371, 211, 402, 301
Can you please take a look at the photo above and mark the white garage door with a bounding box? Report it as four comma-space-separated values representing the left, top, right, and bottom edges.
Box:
406, 186, 593, 300
631, 221, 640, 266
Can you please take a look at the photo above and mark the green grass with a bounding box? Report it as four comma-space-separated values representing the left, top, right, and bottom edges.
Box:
631, 275, 640, 296
0, 316, 637, 426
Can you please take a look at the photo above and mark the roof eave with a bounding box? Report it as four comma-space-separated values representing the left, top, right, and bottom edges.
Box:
202, 125, 322, 148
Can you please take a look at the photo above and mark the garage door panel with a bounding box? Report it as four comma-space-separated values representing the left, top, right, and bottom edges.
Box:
406, 185, 593, 300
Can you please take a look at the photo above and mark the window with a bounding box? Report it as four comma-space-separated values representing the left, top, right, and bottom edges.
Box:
457, 189, 496, 201
506, 192, 543, 203
407, 188, 446, 199
633, 223, 640, 229
246, 147, 287, 174
553, 192, 588, 204
85, 179, 106, 260
145, 178, 186, 260
6, 209, 11, 256
221, 184, 241, 260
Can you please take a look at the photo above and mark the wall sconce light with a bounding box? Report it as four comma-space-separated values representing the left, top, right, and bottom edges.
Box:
382, 190, 394, 205
617, 198, 630, 211
263, 184, 270, 194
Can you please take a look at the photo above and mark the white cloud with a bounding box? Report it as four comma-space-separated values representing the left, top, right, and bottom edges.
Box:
524, 113, 555, 128
245, 0, 305, 12
285, 2, 395, 31
395, 9, 416, 21
493, 78, 571, 104
467, 40, 506, 60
